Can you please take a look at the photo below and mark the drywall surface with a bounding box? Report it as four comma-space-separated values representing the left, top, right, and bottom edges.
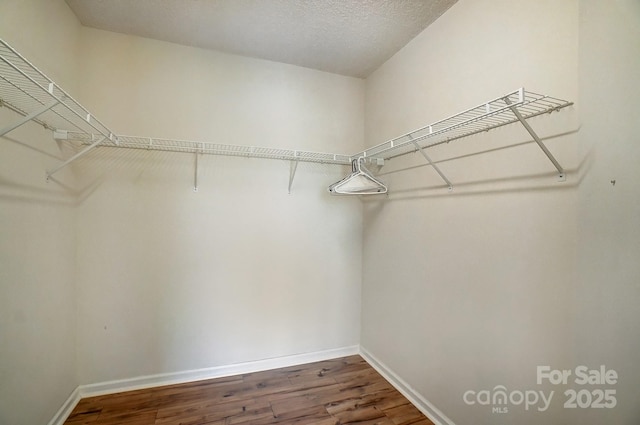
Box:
0, 0, 81, 92
0, 1, 81, 424
362, 1, 580, 424
573, 1, 640, 424
73, 29, 365, 384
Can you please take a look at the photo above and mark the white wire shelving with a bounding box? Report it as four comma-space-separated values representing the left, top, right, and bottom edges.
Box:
0, 37, 573, 193
56, 131, 353, 164
0, 37, 351, 188
355, 89, 572, 160
352, 88, 573, 189
0, 39, 116, 141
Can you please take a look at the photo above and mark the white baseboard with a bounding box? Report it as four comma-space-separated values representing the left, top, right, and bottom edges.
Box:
359, 346, 455, 425
49, 344, 450, 425
47, 386, 81, 425
79, 345, 360, 398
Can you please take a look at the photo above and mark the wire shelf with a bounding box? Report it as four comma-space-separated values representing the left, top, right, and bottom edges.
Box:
353, 88, 573, 160
58, 132, 352, 165
112, 135, 353, 164
0, 38, 350, 166
1, 37, 574, 185
0, 39, 116, 141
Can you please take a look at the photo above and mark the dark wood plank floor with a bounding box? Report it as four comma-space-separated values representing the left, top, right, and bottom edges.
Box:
65, 355, 434, 425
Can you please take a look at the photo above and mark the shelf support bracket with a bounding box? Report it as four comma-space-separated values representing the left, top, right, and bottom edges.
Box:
288, 159, 299, 194
289, 161, 298, 195
46, 136, 106, 180
193, 152, 199, 192
0, 100, 59, 137
504, 97, 565, 181
410, 136, 453, 191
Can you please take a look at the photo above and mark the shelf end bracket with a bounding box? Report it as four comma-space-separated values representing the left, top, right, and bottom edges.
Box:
410, 137, 453, 191
46, 135, 106, 181
504, 96, 565, 181
288, 155, 299, 194
193, 151, 199, 192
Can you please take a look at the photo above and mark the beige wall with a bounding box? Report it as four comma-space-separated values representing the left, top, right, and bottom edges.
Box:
362, 1, 579, 424
0, 0, 365, 420
72, 29, 365, 384
0, 1, 81, 424
574, 1, 640, 424
362, 0, 639, 424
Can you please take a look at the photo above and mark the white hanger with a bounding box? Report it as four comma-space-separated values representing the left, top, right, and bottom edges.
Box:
328, 157, 387, 195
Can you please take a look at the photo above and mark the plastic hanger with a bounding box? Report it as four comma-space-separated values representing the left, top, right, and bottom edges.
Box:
328, 157, 387, 195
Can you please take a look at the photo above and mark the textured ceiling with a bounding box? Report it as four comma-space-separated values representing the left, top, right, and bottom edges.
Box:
65, 0, 457, 78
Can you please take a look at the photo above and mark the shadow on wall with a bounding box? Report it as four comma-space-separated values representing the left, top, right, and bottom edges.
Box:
0, 132, 78, 206
0, 138, 104, 206
1, 131, 354, 206
1, 134, 65, 161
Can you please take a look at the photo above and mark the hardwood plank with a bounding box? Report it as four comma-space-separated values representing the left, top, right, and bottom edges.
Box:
332, 405, 387, 425
225, 403, 274, 425
92, 409, 157, 425
63, 356, 432, 425
382, 404, 430, 425
270, 395, 320, 417
262, 381, 342, 403
359, 389, 410, 412
254, 405, 330, 425
156, 397, 259, 421
156, 399, 267, 424
64, 410, 101, 424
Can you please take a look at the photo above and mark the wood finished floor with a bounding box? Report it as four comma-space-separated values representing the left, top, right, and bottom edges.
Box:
65, 355, 434, 425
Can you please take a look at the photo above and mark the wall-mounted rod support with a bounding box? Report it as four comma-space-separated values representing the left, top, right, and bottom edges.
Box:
193, 152, 199, 192
288, 159, 298, 194
46, 136, 106, 180
410, 137, 453, 191
503, 96, 565, 180
0, 100, 59, 137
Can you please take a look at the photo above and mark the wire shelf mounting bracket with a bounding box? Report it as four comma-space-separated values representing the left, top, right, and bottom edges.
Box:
288, 152, 299, 194
193, 151, 199, 192
503, 91, 566, 182
409, 135, 453, 191
192, 143, 205, 192
47, 133, 108, 181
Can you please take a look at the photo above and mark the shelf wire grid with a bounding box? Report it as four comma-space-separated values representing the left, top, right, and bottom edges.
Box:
0, 39, 351, 165
0, 39, 115, 141
59, 132, 353, 165
1, 38, 572, 170
354, 88, 573, 161
110, 135, 355, 165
